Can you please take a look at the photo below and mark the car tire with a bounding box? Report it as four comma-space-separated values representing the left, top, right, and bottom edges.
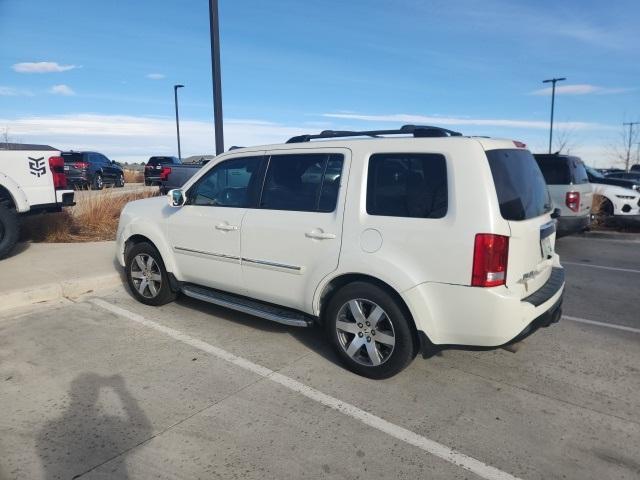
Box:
90, 173, 104, 190
600, 197, 614, 217
325, 282, 417, 379
125, 242, 177, 306
116, 173, 125, 188
0, 205, 19, 260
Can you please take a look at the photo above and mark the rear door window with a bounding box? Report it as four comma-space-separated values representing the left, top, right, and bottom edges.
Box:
366, 153, 447, 218
487, 149, 551, 221
260, 153, 344, 212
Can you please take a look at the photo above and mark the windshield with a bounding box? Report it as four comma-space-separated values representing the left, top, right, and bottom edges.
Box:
487, 149, 552, 221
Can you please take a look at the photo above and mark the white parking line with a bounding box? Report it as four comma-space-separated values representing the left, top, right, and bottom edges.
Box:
562, 261, 640, 275
90, 298, 520, 480
563, 315, 640, 334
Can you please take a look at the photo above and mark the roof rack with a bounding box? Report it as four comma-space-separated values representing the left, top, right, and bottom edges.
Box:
286, 124, 462, 143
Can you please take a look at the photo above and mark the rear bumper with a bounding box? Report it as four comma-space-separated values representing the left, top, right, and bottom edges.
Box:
402, 266, 565, 347
57, 190, 75, 207
556, 215, 590, 237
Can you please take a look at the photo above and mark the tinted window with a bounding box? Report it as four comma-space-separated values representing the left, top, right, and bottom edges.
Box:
61, 152, 83, 163
148, 156, 178, 166
260, 154, 344, 212
571, 158, 589, 184
534, 155, 570, 184
487, 149, 551, 221
189, 156, 261, 207
366, 153, 447, 218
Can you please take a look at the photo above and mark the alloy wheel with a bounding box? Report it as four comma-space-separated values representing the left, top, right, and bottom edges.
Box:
130, 254, 162, 298
335, 299, 396, 366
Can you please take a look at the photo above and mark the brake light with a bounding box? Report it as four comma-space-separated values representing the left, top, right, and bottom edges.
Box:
48, 156, 67, 190
513, 140, 527, 148
74, 161, 89, 169
471, 234, 509, 287
160, 166, 172, 181
566, 191, 580, 212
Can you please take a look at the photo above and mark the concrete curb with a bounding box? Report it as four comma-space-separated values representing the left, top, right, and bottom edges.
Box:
0, 272, 123, 312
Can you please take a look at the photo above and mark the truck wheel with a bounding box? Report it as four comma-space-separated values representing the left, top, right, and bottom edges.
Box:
116, 173, 125, 188
125, 242, 177, 306
91, 174, 104, 190
0, 205, 19, 260
325, 282, 417, 379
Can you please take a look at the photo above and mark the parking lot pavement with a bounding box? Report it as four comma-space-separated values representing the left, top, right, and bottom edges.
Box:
555, 236, 640, 329
1, 237, 639, 480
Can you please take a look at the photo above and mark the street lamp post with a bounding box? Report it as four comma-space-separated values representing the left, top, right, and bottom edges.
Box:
209, 0, 224, 155
542, 77, 566, 154
174, 84, 184, 161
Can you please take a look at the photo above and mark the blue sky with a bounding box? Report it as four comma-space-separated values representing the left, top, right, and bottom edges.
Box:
1, 0, 639, 165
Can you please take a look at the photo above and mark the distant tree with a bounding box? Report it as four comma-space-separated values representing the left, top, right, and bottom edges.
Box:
553, 127, 577, 154
610, 121, 640, 171
1, 126, 11, 149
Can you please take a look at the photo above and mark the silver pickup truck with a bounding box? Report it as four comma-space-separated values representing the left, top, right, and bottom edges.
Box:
159, 157, 212, 194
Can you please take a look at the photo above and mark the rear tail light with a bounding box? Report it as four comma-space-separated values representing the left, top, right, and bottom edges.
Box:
565, 191, 580, 212
471, 234, 509, 287
160, 166, 172, 181
48, 156, 67, 190
513, 140, 527, 148
74, 161, 89, 169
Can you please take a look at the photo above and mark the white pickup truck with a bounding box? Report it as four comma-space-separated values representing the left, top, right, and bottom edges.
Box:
0, 144, 75, 259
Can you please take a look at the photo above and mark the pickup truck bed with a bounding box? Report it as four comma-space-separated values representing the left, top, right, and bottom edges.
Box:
0, 145, 75, 258
159, 162, 207, 194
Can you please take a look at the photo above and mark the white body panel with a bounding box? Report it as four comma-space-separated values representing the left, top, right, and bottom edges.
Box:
591, 183, 640, 216
0, 149, 73, 212
117, 136, 563, 347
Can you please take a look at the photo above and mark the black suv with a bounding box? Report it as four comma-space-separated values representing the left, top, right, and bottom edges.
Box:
62, 151, 125, 190
144, 156, 181, 186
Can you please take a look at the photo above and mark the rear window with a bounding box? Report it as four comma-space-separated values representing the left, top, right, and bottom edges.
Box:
147, 156, 177, 166
487, 149, 551, 221
534, 156, 570, 184
61, 152, 83, 163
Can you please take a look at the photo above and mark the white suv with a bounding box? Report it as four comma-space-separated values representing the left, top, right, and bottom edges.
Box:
116, 125, 565, 378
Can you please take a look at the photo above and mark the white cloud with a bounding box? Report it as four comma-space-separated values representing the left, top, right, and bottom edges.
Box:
0, 114, 307, 162
12, 62, 78, 73
322, 112, 605, 131
146, 73, 165, 80
530, 84, 630, 96
49, 84, 76, 96
0, 86, 34, 96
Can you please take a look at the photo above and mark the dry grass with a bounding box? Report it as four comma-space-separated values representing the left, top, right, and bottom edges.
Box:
124, 169, 144, 183
20, 190, 159, 242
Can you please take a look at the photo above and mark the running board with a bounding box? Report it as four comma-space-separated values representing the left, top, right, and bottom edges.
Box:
181, 284, 314, 327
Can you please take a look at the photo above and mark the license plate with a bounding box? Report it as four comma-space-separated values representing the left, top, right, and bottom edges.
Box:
541, 236, 554, 259
64, 165, 70, 171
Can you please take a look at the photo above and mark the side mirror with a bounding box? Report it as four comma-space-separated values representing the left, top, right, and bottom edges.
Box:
168, 189, 186, 207
551, 208, 561, 219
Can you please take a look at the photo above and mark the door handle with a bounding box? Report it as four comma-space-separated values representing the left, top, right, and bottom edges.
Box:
305, 231, 336, 240
215, 223, 238, 231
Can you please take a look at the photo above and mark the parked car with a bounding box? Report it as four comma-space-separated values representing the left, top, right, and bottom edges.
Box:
144, 156, 181, 186
159, 158, 209, 194
605, 171, 640, 182
61, 151, 125, 190
117, 125, 564, 378
585, 166, 640, 217
533, 154, 592, 237
0, 143, 75, 258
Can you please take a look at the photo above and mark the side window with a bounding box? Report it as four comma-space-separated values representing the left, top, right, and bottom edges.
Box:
571, 159, 589, 184
188, 156, 261, 207
88, 153, 100, 166
366, 153, 447, 218
260, 153, 344, 212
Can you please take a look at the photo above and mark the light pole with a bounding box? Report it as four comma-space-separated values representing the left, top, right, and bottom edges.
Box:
209, 0, 224, 155
174, 84, 184, 161
542, 77, 566, 153
623, 121, 639, 171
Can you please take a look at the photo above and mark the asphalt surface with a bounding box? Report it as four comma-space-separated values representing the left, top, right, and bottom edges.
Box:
1, 236, 639, 480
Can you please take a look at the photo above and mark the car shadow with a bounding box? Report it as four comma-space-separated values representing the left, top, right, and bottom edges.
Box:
36, 373, 152, 480
174, 294, 340, 366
